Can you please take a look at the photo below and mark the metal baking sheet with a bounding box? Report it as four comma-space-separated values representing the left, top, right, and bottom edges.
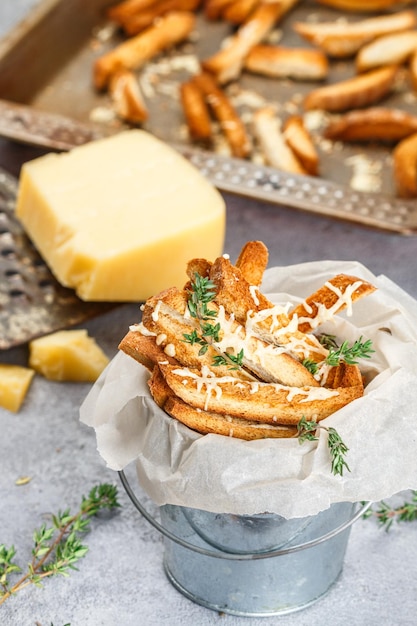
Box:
0, 0, 416, 234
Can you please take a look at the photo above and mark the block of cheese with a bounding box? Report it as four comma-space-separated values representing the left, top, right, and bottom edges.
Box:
16, 130, 226, 301
29, 330, 109, 382
0, 364, 35, 413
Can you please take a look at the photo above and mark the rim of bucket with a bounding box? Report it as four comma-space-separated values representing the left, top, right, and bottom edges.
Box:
118, 470, 372, 561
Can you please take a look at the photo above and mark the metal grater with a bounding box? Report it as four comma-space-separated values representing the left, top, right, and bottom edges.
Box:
0, 168, 115, 350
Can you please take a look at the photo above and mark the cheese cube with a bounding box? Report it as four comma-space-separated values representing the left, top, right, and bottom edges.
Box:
16, 130, 226, 301
29, 330, 109, 382
0, 364, 35, 413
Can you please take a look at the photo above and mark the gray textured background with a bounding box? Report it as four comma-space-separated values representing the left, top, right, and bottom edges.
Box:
1, 2, 417, 625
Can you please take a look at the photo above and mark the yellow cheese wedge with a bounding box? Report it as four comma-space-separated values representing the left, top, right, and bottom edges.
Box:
29, 330, 109, 382
16, 130, 226, 301
0, 364, 35, 413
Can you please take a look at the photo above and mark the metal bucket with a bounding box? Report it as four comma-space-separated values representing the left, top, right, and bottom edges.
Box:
119, 470, 369, 617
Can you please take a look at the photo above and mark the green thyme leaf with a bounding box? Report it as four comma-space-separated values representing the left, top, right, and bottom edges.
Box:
0, 483, 120, 606
325, 336, 374, 366
302, 359, 319, 375
185, 272, 246, 372
363, 492, 417, 530
297, 417, 350, 476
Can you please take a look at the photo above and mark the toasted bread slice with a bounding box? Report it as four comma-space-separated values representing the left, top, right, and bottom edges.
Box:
393, 131, 417, 198
140, 290, 248, 379
165, 395, 298, 439
209, 255, 276, 325
180, 79, 212, 143
303, 65, 398, 113
201, 0, 297, 83
293, 11, 417, 58
282, 115, 319, 176
118, 330, 178, 370
222, 0, 261, 24
159, 363, 364, 425
410, 49, 417, 90
121, 0, 201, 35
356, 31, 417, 73
109, 69, 148, 124
107, 0, 158, 23
235, 240, 268, 286
289, 274, 377, 334
209, 255, 328, 362
94, 11, 195, 89
252, 107, 309, 175
315, 0, 415, 11
204, 0, 238, 20
192, 72, 252, 158
245, 45, 329, 80
142, 281, 319, 386
325, 362, 364, 390
324, 107, 417, 142
186, 257, 213, 282
148, 363, 175, 407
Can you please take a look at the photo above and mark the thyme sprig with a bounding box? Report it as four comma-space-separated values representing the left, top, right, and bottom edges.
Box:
326, 336, 374, 366
303, 335, 374, 375
363, 492, 417, 530
297, 416, 350, 476
184, 272, 245, 370
0, 483, 120, 605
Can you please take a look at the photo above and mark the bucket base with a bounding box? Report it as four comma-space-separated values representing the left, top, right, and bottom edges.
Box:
163, 557, 342, 617
160, 502, 354, 616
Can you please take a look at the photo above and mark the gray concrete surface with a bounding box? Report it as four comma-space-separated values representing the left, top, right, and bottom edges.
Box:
1, 2, 417, 625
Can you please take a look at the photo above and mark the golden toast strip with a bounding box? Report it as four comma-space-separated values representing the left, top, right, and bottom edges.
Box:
141, 294, 252, 379
201, 0, 299, 84
141, 283, 319, 386
192, 72, 252, 158
121, 0, 201, 35
180, 79, 213, 143
186, 241, 268, 289
107, 0, 158, 23
148, 363, 177, 407
235, 240, 268, 287
109, 69, 149, 124
94, 11, 195, 89
293, 11, 417, 59
324, 107, 417, 143
208, 255, 328, 362
325, 362, 364, 391
315, 0, 416, 11
303, 65, 398, 113
186, 257, 213, 282
356, 31, 417, 73
245, 45, 329, 80
204, 0, 237, 20
210, 255, 276, 325
410, 49, 417, 90
252, 107, 308, 175
289, 274, 377, 334
159, 363, 364, 425
222, 0, 261, 24
393, 131, 417, 198
165, 395, 298, 438
118, 330, 179, 370
282, 115, 319, 176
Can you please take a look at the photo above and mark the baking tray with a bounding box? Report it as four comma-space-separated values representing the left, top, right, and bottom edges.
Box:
0, 0, 416, 234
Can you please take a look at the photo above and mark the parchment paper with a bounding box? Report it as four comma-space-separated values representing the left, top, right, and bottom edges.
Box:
80, 260, 417, 518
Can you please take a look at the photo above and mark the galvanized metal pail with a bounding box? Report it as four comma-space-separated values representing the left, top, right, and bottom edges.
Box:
119, 470, 369, 617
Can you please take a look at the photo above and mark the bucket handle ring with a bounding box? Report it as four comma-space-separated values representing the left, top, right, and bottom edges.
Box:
118, 470, 371, 561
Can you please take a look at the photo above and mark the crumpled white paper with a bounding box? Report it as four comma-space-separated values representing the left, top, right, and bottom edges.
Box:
80, 260, 417, 518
